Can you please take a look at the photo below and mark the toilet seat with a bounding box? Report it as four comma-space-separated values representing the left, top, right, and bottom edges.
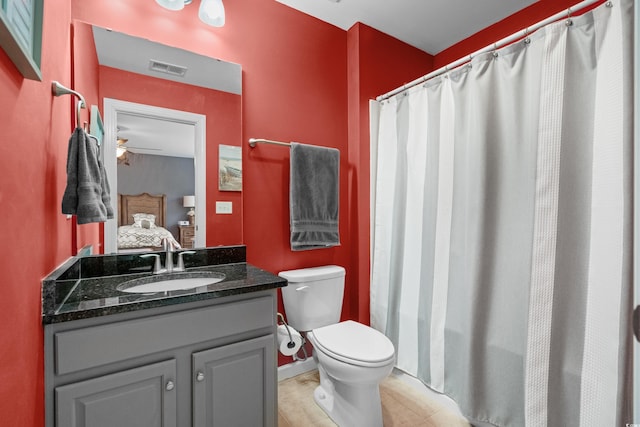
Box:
311, 320, 395, 368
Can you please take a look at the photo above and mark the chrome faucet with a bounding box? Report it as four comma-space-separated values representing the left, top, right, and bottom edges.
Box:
141, 239, 194, 274
162, 238, 181, 273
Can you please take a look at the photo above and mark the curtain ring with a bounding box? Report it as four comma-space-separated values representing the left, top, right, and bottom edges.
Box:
524, 27, 531, 45
605, 1, 613, 7
566, 7, 573, 26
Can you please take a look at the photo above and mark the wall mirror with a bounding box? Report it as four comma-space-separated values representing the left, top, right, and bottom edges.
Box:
73, 21, 243, 254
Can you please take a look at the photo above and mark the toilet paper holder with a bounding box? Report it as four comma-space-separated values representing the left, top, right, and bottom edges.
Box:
277, 313, 297, 349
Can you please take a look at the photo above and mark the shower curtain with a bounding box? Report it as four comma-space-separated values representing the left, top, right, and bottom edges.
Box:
370, 1, 633, 426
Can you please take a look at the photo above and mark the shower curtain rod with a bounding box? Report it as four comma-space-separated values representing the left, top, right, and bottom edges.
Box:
377, 0, 606, 101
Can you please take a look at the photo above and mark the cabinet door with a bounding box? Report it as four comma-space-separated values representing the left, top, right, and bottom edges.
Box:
193, 335, 276, 427
55, 359, 177, 427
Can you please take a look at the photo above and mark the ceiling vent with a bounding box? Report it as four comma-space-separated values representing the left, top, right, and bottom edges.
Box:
148, 59, 188, 77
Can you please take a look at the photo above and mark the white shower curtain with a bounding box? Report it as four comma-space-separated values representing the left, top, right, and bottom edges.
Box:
370, 1, 633, 426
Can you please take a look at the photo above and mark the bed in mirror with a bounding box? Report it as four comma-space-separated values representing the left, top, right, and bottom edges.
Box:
117, 193, 179, 252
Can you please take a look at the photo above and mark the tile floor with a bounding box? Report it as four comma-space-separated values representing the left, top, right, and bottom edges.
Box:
278, 369, 470, 426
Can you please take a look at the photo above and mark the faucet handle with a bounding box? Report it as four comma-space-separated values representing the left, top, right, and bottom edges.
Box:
140, 253, 164, 274
176, 251, 196, 271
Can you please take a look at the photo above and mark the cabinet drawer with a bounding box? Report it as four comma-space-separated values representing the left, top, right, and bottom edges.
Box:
55, 296, 273, 375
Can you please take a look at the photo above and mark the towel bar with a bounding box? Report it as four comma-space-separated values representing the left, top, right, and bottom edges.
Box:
248, 138, 291, 148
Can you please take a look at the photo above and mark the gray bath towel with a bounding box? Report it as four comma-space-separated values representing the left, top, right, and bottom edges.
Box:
289, 142, 340, 251
62, 128, 114, 224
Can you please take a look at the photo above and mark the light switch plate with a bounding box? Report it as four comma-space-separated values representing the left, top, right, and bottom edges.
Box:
216, 201, 232, 214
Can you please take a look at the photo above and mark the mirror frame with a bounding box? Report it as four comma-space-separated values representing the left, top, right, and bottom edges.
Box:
103, 98, 207, 253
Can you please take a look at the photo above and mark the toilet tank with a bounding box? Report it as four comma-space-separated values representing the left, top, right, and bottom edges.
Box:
279, 265, 345, 332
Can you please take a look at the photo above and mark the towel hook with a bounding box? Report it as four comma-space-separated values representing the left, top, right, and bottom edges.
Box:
52, 81, 87, 129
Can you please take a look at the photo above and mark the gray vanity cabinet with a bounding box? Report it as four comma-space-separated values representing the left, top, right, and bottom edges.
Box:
193, 335, 275, 426
45, 291, 278, 427
55, 359, 177, 427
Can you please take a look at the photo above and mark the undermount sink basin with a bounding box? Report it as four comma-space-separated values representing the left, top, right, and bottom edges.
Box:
117, 271, 226, 294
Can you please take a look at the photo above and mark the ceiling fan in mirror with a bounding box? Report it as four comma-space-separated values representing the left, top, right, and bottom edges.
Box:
116, 138, 132, 166
116, 136, 161, 166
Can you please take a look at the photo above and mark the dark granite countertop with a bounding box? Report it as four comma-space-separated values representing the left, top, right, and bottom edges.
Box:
42, 246, 287, 324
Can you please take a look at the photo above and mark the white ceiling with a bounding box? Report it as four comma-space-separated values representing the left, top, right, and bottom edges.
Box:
276, 0, 539, 54
117, 113, 195, 158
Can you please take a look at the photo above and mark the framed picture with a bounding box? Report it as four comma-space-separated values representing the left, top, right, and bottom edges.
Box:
0, 0, 43, 80
219, 145, 242, 191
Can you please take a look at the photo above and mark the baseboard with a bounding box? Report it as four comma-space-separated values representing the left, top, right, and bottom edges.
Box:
277, 358, 317, 381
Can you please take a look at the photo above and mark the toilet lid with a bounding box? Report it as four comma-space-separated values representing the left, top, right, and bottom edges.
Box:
312, 320, 395, 364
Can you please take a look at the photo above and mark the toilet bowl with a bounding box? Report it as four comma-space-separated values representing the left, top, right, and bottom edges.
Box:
279, 266, 396, 427
308, 321, 395, 427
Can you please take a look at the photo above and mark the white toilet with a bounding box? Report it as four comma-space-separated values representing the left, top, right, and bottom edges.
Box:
279, 265, 395, 427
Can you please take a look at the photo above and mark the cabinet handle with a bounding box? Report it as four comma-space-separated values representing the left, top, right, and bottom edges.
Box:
196, 372, 205, 382
166, 380, 175, 391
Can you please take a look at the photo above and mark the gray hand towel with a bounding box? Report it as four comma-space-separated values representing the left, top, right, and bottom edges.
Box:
62, 128, 114, 224
289, 142, 340, 251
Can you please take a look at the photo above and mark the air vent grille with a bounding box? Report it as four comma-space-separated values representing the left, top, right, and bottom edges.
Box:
149, 59, 188, 77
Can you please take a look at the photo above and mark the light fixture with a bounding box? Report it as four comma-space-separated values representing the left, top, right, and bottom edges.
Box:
198, 0, 225, 27
155, 0, 191, 11
155, 0, 225, 27
183, 195, 196, 225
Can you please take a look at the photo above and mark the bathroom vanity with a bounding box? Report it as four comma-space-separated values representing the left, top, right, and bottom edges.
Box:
42, 245, 286, 427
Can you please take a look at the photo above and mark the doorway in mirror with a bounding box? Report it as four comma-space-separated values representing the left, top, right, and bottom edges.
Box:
103, 99, 206, 254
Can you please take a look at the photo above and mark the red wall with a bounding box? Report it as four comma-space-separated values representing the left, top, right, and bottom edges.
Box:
0, 0, 596, 425
0, 2, 73, 426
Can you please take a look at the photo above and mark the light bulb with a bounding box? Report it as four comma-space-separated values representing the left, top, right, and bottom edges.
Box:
199, 0, 225, 27
116, 147, 127, 158
156, 0, 185, 11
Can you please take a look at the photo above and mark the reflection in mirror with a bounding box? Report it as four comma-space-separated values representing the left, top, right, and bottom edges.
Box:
104, 99, 206, 254
116, 112, 196, 246
72, 21, 243, 253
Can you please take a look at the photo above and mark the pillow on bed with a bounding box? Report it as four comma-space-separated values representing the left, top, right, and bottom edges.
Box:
132, 213, 157, 229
